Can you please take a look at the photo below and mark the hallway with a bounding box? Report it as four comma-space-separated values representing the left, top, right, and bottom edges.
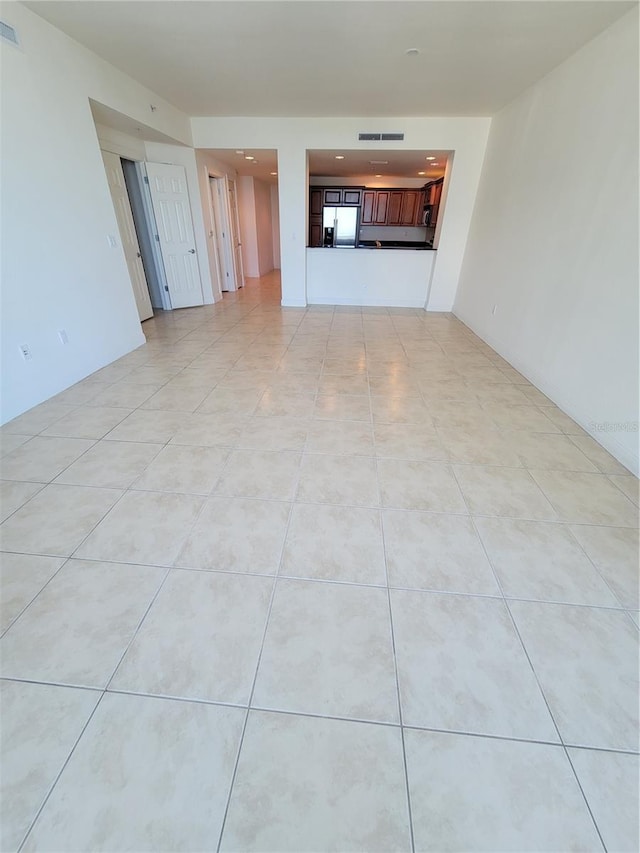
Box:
1, 271, 638, 851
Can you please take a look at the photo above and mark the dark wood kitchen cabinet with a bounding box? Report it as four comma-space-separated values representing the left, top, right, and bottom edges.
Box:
361, 190, 376, 224
361, 190, 390, 225
387, 192, 404, 225
322, 188, 362, 206
309, 188, 323, 247
310, 188, 323, 216
400, 190, 422, 225
424, 178, 444, 227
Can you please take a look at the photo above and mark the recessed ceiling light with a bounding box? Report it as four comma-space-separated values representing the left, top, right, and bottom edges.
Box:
426, 156, 436, 161
335, 155, 345, 160
369, 160, 389, 165
405, 48, 420, 56
418, 171, 425, 175
245, 155, 254, 160
270, 171, 278, 176
375, 174, 382, 177
235, 150, 244, 154
431, 163, 439, 166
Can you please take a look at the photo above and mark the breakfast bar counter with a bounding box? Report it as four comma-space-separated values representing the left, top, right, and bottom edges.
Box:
306, 247, 436, 308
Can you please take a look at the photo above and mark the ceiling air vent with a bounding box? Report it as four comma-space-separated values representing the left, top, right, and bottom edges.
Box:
0, 20, 20, 48
358, 132, 405, 142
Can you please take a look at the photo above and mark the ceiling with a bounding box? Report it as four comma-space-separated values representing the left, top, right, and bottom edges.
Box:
205, 148, 448, 185
309, 149, 447, 181
26, 1, 634, 117
205, 149, 279, 183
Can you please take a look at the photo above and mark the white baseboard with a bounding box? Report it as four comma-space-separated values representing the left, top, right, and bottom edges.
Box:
454, 307, 639, 476
280, 300, 307, 308
308, 296, 426, 308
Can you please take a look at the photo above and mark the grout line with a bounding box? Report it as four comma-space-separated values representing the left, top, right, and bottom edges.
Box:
376, 453, 416, 853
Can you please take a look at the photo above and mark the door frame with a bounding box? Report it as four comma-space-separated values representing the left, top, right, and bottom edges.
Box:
226, 177, 245, 289
208, 174, 239, 292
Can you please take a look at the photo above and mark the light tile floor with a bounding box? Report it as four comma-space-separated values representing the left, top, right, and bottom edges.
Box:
1, 271, 638, 852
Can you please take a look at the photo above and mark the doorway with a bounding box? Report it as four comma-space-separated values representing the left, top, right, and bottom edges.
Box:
209, 176, 244, 292
101, 151, 154, 321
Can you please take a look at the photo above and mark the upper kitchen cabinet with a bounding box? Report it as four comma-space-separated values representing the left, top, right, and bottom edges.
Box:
322, 188, 362, 206
424, 178, 444, 227
387, 192, 404, 225
361, 190, 390, 225
400, 190, 423, 225
310, 188, 323, 216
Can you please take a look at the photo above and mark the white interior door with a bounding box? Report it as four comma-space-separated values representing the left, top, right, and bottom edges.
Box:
101, 151, 153, 321
210, 177, 234, 292
227, 179, 245, 288
145, 162, 204, 309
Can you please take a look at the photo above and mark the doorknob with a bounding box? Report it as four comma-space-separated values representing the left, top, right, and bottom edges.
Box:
188, 249, 196, 254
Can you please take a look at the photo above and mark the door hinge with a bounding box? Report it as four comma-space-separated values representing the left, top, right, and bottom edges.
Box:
143, 176, 149, 184
154, 234, 160, 242
164, 285, 169, 292
226, 272, 229, 277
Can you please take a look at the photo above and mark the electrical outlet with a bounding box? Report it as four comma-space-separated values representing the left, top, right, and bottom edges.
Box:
58, 329, 69, 345
492, 304, 497, 316
19, 343, 32, 361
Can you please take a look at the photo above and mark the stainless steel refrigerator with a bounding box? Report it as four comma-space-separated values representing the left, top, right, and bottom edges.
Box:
322, 206, 358, 248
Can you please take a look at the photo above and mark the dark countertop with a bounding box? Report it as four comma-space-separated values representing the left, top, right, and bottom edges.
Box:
357, 240, 433, 250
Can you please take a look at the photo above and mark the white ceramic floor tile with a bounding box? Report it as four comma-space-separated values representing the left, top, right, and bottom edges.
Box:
111, 569, 272, 703
454, 464, 558, 520
383, 510, 499, 594
568, 747, 639, 853
510, 600, 639, 750
220, 711, 411, 852
0, 559, 165, 687
133, 444, 229, 495
530, 470, 638, 526
378, 459, 467, 512
390, 589, 558, 740
282, 502, 386, 584
0, 552, 65, 632
405, 730, 602, 852
215, 449, 301, 500
568, 524, 639, 608
76, 490, 203, 566
297, 454, 379, 506
0, 680, 99, 853
54, 440, 162, 489
474, 517, 619, 605
0, 484, 122, 556
41, 406, 131, 439
0, 436, 95, 483
22, 693, 244, 853
176, 497, 290, 573
0, 480, 44, 524
253, 579, 398, 722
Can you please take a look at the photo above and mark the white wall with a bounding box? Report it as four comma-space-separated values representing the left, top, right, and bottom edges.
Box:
237, 177, 260, 277
253, 178, 275, 276
270, 185, 281, 270
307, 249, 435, 308
236, 177, 276, 278
190, 117, 491, 309
0, 4, 192, 424
454, 9, 639, 474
